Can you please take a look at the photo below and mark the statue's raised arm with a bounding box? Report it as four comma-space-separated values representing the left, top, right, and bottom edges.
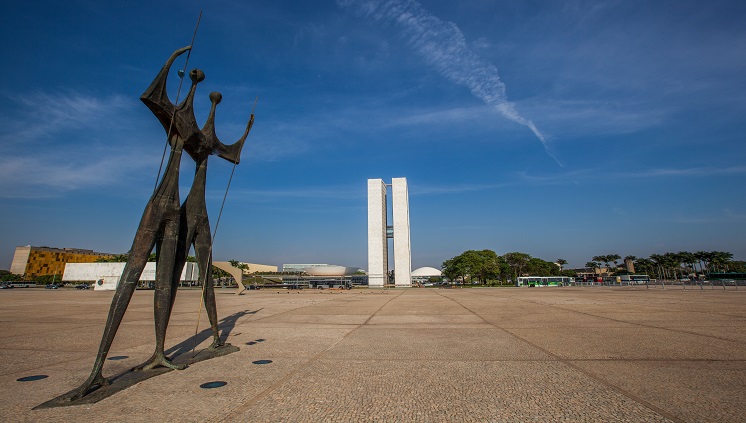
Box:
140, 46, 192, 132
216, 113, 254, 165
197, 91, 254, 165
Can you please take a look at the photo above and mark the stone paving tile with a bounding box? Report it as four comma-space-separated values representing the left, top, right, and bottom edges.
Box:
0, 288, 743, 422
570, 360, 746, 423
478, 307, 636, 328
324, 326, 553, 361
225, 359, 672, 422
507, 326, 746, 360
232, 326, 355, 358
589, 311, 746, 327
258, 313, 371, 325
368, 314, 485, 325
675, 325, 746, 343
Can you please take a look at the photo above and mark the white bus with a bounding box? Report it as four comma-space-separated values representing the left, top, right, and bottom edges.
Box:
619, 274, 650, 285
517, 276, 573, 287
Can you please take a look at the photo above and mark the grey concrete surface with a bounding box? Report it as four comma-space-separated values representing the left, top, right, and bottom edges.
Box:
0, 287, 744, 422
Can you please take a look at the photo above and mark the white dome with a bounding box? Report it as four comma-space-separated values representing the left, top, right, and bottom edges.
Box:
304, 266, 359, 276
411, 267, 442, 277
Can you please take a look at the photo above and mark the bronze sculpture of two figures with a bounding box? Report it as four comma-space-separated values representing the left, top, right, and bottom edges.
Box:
68, 46, 254, 401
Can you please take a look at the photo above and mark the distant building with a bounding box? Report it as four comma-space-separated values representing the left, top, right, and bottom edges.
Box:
10, 245, 113, 278
282, 264, 331, 273
368, 178, 411, 287
63, 262, 198, 290
213, 261, 278, 274
411, 267, 442, 283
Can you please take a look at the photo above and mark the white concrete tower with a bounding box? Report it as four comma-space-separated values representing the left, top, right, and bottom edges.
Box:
367, 177, 412, 287
391, 177, 412, 287
367, 179, 388, 287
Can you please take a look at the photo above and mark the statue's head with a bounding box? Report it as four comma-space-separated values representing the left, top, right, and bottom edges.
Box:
209, 92, 222, 104
190, 69, 206, 83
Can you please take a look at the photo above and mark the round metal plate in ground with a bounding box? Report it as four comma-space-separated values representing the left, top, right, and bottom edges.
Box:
107, 355, 129, 360
252, 360, 273, 365
255, 339, 266, 342
246, 341, 257, 345
199, 381, 227, 389
17, 375, 48, 382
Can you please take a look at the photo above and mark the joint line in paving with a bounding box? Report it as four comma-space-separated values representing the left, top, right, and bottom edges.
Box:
219, 290, 404, 421
434, 289, 685, 423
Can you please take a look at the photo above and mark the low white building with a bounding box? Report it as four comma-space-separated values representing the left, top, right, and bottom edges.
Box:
63, 262, 198, 290
411, 266, 442, 283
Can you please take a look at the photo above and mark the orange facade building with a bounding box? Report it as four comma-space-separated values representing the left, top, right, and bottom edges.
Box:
9, 246, 113, 278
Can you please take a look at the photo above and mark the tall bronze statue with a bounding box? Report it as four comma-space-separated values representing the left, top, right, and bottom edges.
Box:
69, 46, 253, 400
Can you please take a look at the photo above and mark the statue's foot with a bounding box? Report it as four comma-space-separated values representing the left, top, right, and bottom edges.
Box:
68, 373, 110, 401
131, 353, 157, 371
140, 354, 187, 371
209, 338, 225, 350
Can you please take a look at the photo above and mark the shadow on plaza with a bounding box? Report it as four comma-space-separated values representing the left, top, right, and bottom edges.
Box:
36, 309, 262, 409
164, 308, 262, 358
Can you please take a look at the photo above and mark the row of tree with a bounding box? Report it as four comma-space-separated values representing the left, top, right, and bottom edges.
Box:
441, 250, 567, 284
585, 251, 743, 279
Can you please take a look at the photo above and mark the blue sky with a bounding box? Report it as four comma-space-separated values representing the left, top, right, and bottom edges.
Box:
1, 0, 745, 272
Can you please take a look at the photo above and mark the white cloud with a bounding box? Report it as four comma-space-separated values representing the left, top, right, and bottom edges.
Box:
339, 0, 561, 166
0, 90, 133, 145
0, 90, 159, 198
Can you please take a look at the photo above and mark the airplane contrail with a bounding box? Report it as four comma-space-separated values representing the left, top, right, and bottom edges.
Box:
338, 0, 562, 166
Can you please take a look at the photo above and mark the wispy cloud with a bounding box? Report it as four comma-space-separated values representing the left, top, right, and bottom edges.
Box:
619, 166, 746, 178
514, 165, 746, 186
410, 182, 514, 196
674, 208, 746, 225
0, 151, 157, 199
0, 90, 158, 198
339, 0, 562, 166
222, 185, 364, 202
0, 90, 133, 144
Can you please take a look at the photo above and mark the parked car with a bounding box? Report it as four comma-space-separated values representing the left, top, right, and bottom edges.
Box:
75, 284, 90, 290
45, 283, 60, 289
0, 283, 13, 289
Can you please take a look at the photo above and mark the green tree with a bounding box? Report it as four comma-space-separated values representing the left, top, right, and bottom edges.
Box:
95, 253, 129, 263
709, 251, 733, 272
694, 251, 710, 273
0, 272, 23, 282
677, 251, 697, 275
212, 265, 230, 279
441, 256, 466, 282
442, 250, 501, 284
593, 254, 621, 272
229, 260, 250, 273
503, 252, 531, 281
556, 259, 567, 272
634, 258, 654, 275
649, 254, 665, 279
592, 255, 608, 269
469, 250, 501, 284
525, 257, 558, 276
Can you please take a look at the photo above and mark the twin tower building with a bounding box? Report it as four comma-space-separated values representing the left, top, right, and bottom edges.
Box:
367, 178, 411, 287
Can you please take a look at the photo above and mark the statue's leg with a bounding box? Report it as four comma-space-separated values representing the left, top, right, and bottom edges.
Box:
69, 207, 159, 400
194, 226, 223, 349
134, 205, 190, 370
142, 212, 186, 371
167, 209, 190, 323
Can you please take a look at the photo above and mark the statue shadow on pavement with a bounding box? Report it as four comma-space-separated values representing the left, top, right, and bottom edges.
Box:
35, 309, 260, 409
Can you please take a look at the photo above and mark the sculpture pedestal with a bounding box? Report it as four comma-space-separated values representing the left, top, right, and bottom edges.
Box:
35, 344, 240, 409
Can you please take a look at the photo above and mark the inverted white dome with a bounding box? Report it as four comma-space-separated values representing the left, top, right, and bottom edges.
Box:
411, 267, 442, 277
304, 266, 359, 276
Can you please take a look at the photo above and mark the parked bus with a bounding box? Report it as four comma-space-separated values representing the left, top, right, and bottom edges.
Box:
516, 276, 573, 287
619, 274, 651, 285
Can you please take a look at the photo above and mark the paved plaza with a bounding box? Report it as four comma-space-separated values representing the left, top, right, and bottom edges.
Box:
0, 286, 744, 422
